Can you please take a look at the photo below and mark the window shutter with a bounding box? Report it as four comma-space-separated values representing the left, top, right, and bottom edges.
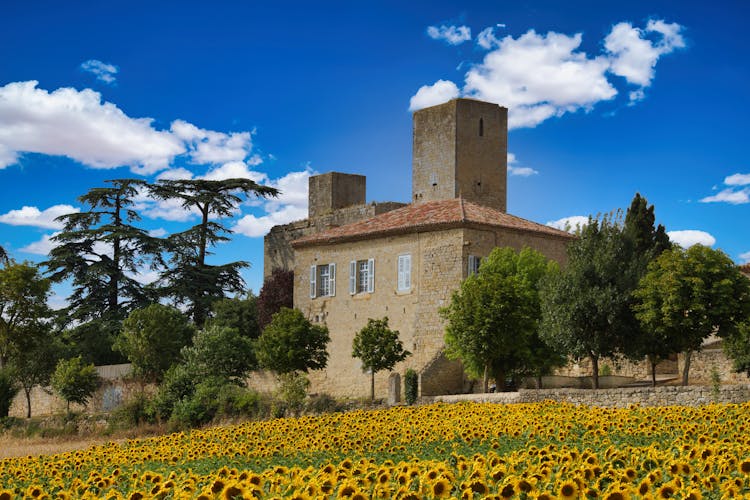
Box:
397, 256, 405, 291
329, 263, 336, 296
349, 261, 356, 295
404, 254, 411, 290
310, 265, 317, 298
468, 255, 478, 276
367, 258, 375, 293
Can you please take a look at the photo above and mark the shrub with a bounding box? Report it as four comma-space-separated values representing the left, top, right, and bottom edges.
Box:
274, 372, 309, 417
50, 357, 101, 414
305, 393, 346, 415
150, 364, 196, 422
110, 392, 155, 428
404, 369, 418, 405
0, 367, 19, 417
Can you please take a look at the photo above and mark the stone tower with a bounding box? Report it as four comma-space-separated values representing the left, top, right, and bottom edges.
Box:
412, 98, 508, 212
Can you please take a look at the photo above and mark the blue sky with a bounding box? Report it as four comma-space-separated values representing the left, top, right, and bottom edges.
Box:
1, 1, 748, 307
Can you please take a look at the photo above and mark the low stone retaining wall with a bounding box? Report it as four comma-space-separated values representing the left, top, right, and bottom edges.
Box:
426, 384, 750, 408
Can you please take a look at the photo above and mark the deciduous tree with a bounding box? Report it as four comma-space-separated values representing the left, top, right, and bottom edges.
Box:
442, 247, 558, 392
115, 304, 194, 383
633, 245, 750, 385
352, 317, 410, 401
256, 307, 329, 374
540, 216, 629, 389
257, 268, 294, 330
51, 356, 101, 414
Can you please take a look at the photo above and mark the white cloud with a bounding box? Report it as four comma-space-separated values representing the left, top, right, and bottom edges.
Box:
409, 80, 460, 112
724, 173, 750, 186
171, 120, 252, 165
605, 20, 685, 98
740, 251, 750, 264
507, 152, 538, 177
156, 167, 194, 181
477, 27, 501, 50
700, 187, 750, 205
427, 25, 471, 45
0, 81, 261, 175
546, 215, 590, 233
411, 19, 685, 128
80, 59, 118, 84
668, 230, 716, 248
202, 161, 267, 182
0, 204, 79, 229
148, 228, 168, 238
19, 232, 59, 255
233, 205, 308, 238
0, 81, 185, 172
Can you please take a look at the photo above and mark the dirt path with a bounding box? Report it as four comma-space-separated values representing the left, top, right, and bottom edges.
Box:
0, 435, 128, 459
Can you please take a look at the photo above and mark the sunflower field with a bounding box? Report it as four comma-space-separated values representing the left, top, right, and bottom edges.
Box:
1, 401, 749, 499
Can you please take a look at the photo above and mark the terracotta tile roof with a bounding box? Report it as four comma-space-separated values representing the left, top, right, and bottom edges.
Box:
292, 198, 574, 247
740, 263, 750, 276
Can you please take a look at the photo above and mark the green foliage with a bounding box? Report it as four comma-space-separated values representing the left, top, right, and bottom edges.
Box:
257, 268, 294, 330
540, 215, 632, 389
115, 304, 194, 383
256, 308, 330, 374
44, 179, 161, 330
0, 367, 18, 417
634, 245, 750, 384
0, 262, 51, 367
0, 245, 8, 267
182, 325, 256, 383
723, 321, 750, 377
207, 294, 260, 339
274, 371, 310, 417
442, 247, 559, 391
150, 363, 195, 422
9, 320, 59, 418
352, 317, 410, 400
305, 393, 346, 415
404, 369, 418, 405
149, 178, 278, 327
168, 377, 264, 430
50, 357, 101, 412
62, 320, 126, 366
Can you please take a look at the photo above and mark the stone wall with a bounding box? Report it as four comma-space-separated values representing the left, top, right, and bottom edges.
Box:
427, 384, 750, 408
8, 364, 148, 418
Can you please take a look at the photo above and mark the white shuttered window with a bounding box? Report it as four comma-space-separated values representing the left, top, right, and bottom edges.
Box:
397, 254, 411, 291
350, 258, 375, 294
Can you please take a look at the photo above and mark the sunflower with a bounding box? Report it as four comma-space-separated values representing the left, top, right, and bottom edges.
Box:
559, 480, 578, 499
739, 460, 750, 475
656, 484, 675, 498
431, 477, 452, 499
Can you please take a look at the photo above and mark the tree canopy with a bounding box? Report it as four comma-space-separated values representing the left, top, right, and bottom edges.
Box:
442, 247, 558, 391
257, 268, 294, 330
115, 304, 194, 383
352, 317, 410, 400
256, 307, 329, 374
51, 356, 101, 413
540, 216, 630, 389
149, 178, 278, 327
0, 262, 51, 368
633, 245, 750, 385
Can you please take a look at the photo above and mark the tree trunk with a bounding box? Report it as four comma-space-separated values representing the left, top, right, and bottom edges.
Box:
535, 374, 542, 390
482, 364, 489, 393
370, 370, 375, 402
650, 356, 657, 387
24, 387, 31, 419
590, 354, 599, 389
494, 366, 506, 392
682, 350, 692, 386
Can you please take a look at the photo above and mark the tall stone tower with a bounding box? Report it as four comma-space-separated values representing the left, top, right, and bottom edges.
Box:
412, 98, 508, 212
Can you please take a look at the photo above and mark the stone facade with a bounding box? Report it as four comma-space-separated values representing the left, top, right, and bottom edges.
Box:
264, 98, 573, 400
413, 99, 507, 211
263, 178, 405, 277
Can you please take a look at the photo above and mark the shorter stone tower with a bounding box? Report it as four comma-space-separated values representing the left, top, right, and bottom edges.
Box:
412, 98, 508, 212
308, 172, 366, 218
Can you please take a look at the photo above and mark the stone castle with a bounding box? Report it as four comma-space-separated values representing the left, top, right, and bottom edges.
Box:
264, 98, 573, 399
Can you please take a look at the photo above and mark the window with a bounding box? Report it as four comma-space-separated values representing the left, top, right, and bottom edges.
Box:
479, 118, 484, 137
468, 255, 481, 276
397, 254, 411, 291
310, 263, 335, 298
349, 258, 374, 294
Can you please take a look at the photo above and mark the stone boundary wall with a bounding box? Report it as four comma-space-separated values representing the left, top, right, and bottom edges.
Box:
426, 384, 750, 408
